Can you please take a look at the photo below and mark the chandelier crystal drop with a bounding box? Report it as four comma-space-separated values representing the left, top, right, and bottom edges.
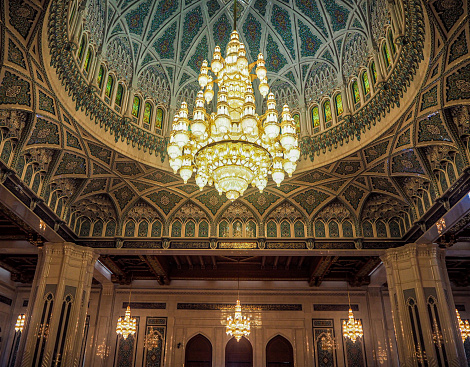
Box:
116, 305, 137, 340
226, 299, 251, 342
168, 29, 299, 201
15, 314, 25, 333
342, 308, 363, 343
456, 309, 470, 342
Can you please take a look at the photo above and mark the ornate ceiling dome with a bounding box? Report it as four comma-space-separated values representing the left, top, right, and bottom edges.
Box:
83, 0, 391, 110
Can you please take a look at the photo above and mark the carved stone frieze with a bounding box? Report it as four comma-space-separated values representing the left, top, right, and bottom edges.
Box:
362, 194, 407, 221
267, 202, 303, 222
126, 201, 161, 222
315, 201, 351, 222
172, 202, 207, 222
222, 202, 255, 222
73, 194, 116, 221
0, 109, 27, 139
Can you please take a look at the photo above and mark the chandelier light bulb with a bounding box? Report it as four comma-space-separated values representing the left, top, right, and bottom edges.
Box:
343, 308, 363, 343
226, 299, 251, 342
168, 29, 299, 200
116, 306, 137, 340
15, 314, 25, 333
456, 309, 470, 342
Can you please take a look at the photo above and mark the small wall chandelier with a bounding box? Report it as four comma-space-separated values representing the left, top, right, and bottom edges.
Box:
342, 290, 363, 343
456, 309, 470, 342
167, 0, 299, 201
319, 330, 338, 351
226, 261, 251, 341
15, 314, 25, 333
144, 327, 161, 350
116, 280, 137, 340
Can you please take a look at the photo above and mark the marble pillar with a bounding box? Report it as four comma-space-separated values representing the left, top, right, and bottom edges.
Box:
18, 242, 97, 367
381, 243, 467, 367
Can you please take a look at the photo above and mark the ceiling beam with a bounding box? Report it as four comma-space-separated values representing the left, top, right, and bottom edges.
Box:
349, 257, 382, 287
99, 256, 130, 285
199, 255, 205, 269
211, 256, 217, 269
309, 256, 339, 287
142, 255, 170, 285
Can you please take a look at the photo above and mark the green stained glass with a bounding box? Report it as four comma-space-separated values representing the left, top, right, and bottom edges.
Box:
83, 48, 93, 72
383, 43, 391, 68
335, 94, 343, 115
246, 220, 256, 237
219, 220, 229, 237
132, 96, 141, 118
78, 36, 86, 61
97, 66, 104, 89
293, 113, 300, 134
362, 71, 370, 95
115, 84, 123, 106
185, 220, 195, 237
105, 75, 114, 97
143, 102, 152, 126
171, 220, 182, 237
323, 100, 332, 122
388, 30, 396, 55
352, 80, 360, 104
155, 108, 164, 130
370, 62, 377, 84
312, 106, 320, 127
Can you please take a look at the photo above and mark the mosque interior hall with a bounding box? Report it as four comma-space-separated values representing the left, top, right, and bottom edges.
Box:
0, 0, 470, 365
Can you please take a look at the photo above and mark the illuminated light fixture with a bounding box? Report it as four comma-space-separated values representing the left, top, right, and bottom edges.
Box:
456, 309, 470, 342
342, 290, 363, 343
15, 314, 25, 333
319, 330, 338, 351
116, 279, 137, 340
144, 327, 161, 350
226, 261, 250, 341
168, 0, 299, 201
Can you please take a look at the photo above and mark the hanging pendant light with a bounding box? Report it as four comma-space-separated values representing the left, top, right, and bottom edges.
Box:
456, 309, 470, 342
15, 314, 25, 333
144, 327, 161, 350
226, 261, 251, 341
116, 277, 137, 340
342, 288, 363, 343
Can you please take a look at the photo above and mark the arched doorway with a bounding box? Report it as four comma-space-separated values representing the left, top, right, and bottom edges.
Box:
266, 335, 294, 367
185, 334, 212, 367
225, 336, 253, 367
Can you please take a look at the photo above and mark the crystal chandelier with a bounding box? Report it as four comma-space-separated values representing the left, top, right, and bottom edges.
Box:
15, 314, 25, 333
319, 330, 338, 351
116, 305, 137, 340
226, 299, 251, 342
144, 327, 161, 350
167, 1, 299, 201
456, 309, 470, 342
342, 290, 363, 343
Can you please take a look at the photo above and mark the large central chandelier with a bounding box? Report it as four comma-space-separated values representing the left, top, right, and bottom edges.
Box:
167, 2, 299, 201
343, 308, 363, 343
226, 299, 251, 342
116, 305, 137, 340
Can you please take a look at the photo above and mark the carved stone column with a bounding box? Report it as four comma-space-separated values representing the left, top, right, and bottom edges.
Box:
18, 242, 97, 367
381, 243, 467, 366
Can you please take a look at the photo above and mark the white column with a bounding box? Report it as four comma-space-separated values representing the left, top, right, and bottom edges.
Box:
381, 243, 468, 366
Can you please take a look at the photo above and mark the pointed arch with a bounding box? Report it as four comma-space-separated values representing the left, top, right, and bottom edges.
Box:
185, 334, 212, 367
266, 335, 294, 367
226, 336, 252, 367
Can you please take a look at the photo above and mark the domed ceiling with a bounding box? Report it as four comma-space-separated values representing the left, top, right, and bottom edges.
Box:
84, 0, 390, 109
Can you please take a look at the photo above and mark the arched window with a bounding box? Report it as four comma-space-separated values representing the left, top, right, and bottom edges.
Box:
138, 221, 149, 237
143, 102, 153, 129
311, 105, 320, 130
151, 220, 162, 237
388, 29, 396, 56
199, 220, 209, 237
226, 337, 253, 367
370, 61, 377, 85
362, 220, 373, 237
115, 84, 124, 107
83, 47, 93, 73
389, 220, 401, 237
266, 336, 294, 367
280, 221, 291, 237
315, 220, 325, 237
342, 220, 353, 237
77, 34, 86, 61
92, 220, 103, 236
124, 220, 135, 237
97, 65, 105, 90
267, 220, 277, 237
335, 93, 343, 117
155, 107, 164, 131
294, 221, 305, 237
292, 113, 301, 136
185, 220, 196, 237
351, 79, 360, 105
105, 75, 114, 98
329, 220, 339, 237
185, 334, 212, 367
246, 220, 256, 237
79, 218, 91, 236
132, 95, 141, 119
233, 220, 243, 237
171, 220, 182, 237
383, 42, 392, 68
323, 100, 332, 127
361, 71, 370, 96
105, 220, 116, 236
376, 220, 387, 237
219, 220, 229, 237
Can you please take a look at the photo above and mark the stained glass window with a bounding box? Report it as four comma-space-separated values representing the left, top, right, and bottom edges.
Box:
329, 221, 339, 237
362, 71, 370, 95
323, 100, 332, 122
115, 84, 124, 106
199, 220, 209, 237
233, 221, 243, 237
383, 43, 391, 68
78, 35, 86, 61
293, 113, 300, 135
97, 65, 105, 89
132, 96, 141, 118
352, 80, 360, 104
335, 94, 343, 116
138, 221, 149, 237
246, 220, 256, 237
280, 221, 291, 237
376, 220, 387, 237
105, 220, 116, 236
219, 220, 229, 237
294, 221, 304, 237
83, 48, 93, 72
105, 75, 114, 98
155, 107, 164, 130
370, 62, 377, 85
267, 221, 277, 237
362, 221, 373, 237
311, 106, 320, 127
315, 221, 325, 237
92, 220, 103, 237
171, 220, 182, 237
151, 220, 162, 237
389, 220, 400, 237
343, 220, 353, 237
124, 221, 135, 237
143, 102, 152, 126
185, 220, 195, 237
388, 30, 396, 56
